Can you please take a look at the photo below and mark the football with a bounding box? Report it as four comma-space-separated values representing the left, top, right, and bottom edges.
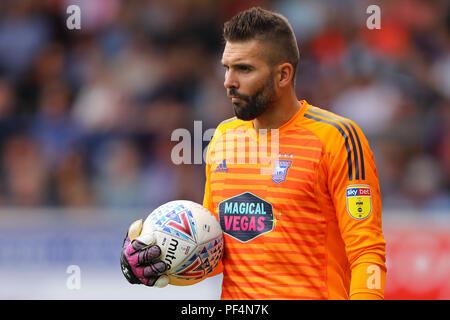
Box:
141, 200, 224, 286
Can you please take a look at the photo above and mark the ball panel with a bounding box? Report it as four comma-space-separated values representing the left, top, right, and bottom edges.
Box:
142, 200, 224, 286
143, 201, 198, 244
168, 234, 224, 285
188, 202, 223, 244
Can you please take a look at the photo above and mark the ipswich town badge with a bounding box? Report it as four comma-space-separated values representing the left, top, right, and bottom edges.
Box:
272, 160, 292, 184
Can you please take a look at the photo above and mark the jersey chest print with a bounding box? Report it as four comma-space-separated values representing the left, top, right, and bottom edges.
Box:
218, 192, 274, 242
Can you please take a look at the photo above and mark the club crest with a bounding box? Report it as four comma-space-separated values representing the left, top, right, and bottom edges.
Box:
272, 160, 292, 184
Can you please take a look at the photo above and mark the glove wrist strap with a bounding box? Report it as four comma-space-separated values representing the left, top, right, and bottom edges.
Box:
120, 249, 141, 284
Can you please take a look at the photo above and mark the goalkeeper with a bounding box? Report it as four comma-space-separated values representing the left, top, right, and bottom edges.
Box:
121, 7, 387, 300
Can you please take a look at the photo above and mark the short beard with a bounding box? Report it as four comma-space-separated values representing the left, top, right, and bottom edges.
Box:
230, 75, 276, 121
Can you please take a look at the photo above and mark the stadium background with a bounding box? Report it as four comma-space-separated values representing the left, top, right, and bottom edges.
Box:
0, 0, 449, 299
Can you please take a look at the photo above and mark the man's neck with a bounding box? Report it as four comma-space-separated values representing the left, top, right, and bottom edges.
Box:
253, 92, 300, 131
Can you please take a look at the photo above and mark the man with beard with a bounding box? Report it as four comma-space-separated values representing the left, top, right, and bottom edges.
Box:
120, 7, 387, 300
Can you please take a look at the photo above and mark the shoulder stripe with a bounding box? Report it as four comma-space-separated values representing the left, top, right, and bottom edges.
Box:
219, 117, 238, 126
304, 113, 353, 181
307, 109, 363, 180
310, 107, 365, 180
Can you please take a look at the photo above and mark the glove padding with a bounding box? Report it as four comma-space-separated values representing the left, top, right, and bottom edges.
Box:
120, 219, 169, 288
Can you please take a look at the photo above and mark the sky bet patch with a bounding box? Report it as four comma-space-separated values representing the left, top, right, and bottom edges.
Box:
346, 185, 372, 220
218, 192, 274, 243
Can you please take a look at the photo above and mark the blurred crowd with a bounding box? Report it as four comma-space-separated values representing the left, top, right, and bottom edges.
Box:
0, 0, 448, 212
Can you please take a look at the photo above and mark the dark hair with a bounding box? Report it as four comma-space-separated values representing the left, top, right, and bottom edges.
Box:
223, 7, 299, 85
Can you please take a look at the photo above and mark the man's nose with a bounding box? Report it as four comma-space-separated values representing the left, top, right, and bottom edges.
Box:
224, 71, 239, 90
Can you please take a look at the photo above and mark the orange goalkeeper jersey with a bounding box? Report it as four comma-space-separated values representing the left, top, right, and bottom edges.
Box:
203, 100, 386, 300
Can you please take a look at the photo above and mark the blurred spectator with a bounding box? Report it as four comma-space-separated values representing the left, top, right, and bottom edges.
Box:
59, 0, 120, 33
140, 138, 185, 210
330, 75, 403, 137
0, 79, 19, 141
93, 139, 144, 208
0, 1, 51, 79
140, 99, 190, 138
431, 54, 450, 100
397, 154, 450, 210
0, 79, 15, 118
359, 19, 412, 61
30, 80, 80, 167
71, 61, 129, 133
275, 0, 327, 42
53, 151, 92, 207
435, 101, 450, 187
110, 34, 163, 99
1, 135, 49, 206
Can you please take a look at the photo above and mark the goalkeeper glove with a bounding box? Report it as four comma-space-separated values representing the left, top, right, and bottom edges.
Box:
120, 219, 169, 287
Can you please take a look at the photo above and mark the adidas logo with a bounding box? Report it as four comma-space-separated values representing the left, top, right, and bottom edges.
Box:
214, 160, 228, 173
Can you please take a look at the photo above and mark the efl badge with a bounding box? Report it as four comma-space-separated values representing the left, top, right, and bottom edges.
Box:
272, 160, 292, 184
346, 185, 372, 220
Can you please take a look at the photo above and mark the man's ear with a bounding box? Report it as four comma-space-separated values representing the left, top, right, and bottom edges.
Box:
276, 62, 294, 89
